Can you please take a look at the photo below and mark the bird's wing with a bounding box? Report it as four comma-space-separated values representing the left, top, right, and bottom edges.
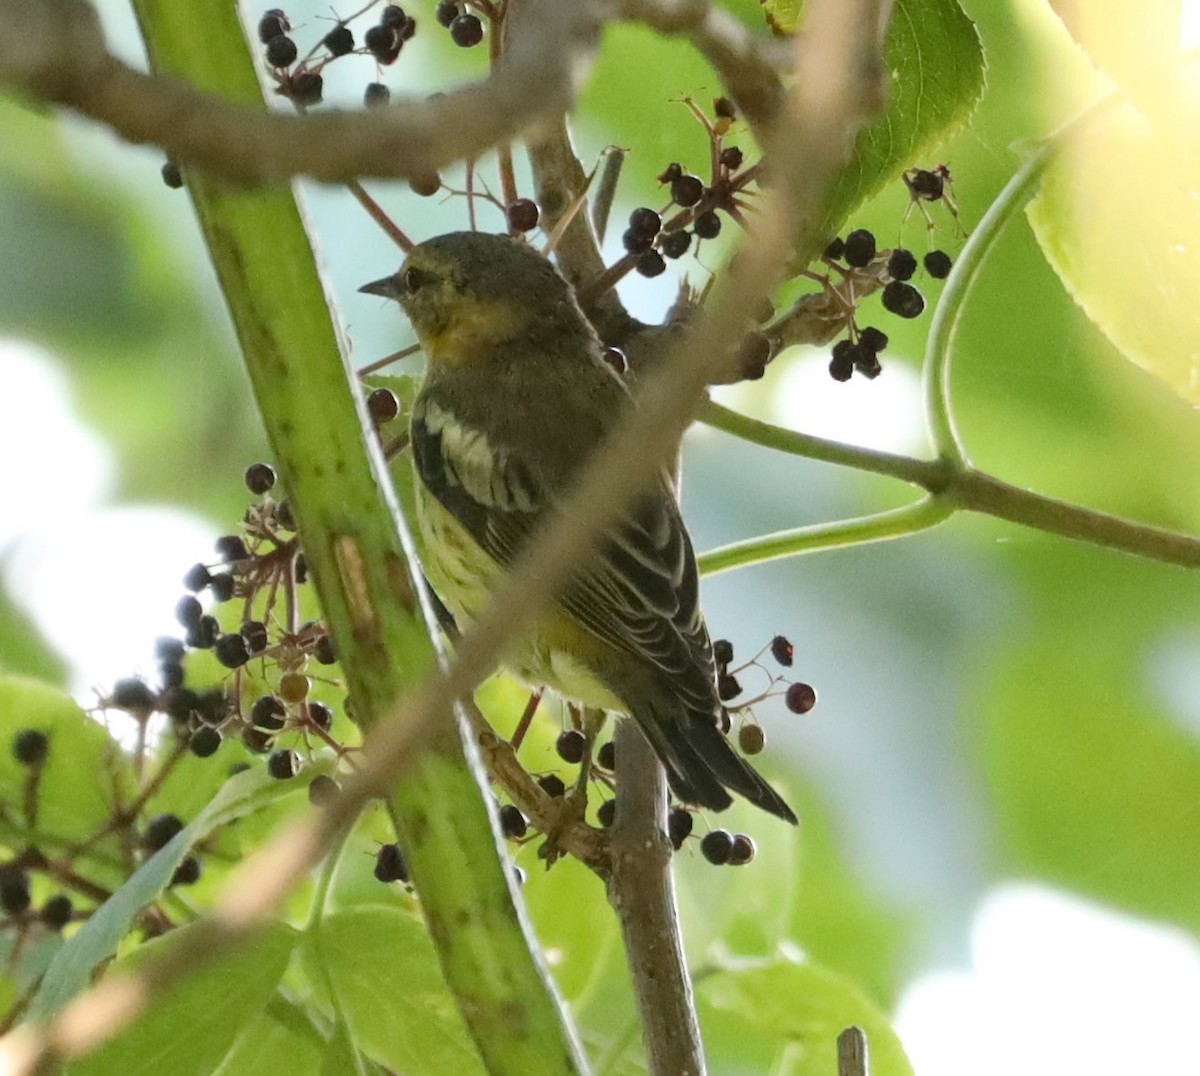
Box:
411, 399, 715, 713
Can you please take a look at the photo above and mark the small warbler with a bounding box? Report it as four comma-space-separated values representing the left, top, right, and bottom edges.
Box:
360, 232, 796, 823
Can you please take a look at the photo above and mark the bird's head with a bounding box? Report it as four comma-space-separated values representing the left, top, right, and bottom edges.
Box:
359, 231, 585, 367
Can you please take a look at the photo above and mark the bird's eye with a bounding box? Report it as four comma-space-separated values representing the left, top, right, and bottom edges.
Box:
404, 266, 435, 293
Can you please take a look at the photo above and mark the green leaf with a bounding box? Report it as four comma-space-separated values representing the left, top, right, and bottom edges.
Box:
305, 904, 487, 1074
0, 677, 133, 851
696, 954, 914, 1075
1027, 92, 1200, 406
29, 767, 303, 1020
63, 921, 297, 1076
821, 0, 986, 236
981, 555, 1200, 931
212, 1001, 327, 1076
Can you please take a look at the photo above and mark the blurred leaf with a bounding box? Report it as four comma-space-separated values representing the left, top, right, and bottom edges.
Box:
981, 553, 1200, 932
305, 903, 487, 1074
30, 767, 301, 1019
0, 677, 133, 849
0, 586, 65, 684
212, 1001, 327, 1076
696, 953, 914, 1075
821, 0, 986, 237
1027, 87, 1200, 406
64, 921, 297, 1076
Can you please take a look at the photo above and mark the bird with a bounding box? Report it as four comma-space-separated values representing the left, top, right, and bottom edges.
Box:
359, 231, 797, 823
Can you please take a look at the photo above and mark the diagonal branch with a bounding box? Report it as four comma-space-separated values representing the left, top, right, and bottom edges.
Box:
0, 0, 609, 183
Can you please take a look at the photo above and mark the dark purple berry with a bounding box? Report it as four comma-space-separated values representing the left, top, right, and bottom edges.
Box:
700, 829, 734, 865
111, 677, 156, 713
824, 236, 845, 260
717, 672, 741, 702
636, 251, 666, 278
306, 701, 333, 732
189, 726, 222, 758
596, 741, 615, 770
693, 211, 721, 240
859, 326, 888, 353
881, 280, 926, 319
251, 694, 287, 731
670, 174, 704, 207
601, 347, 627, 375
258, 9, 290, 44
924, 249, 952, 279
555, 729, 587, 764
41, 894, 73, 930
367, 387, 400, 425
785, 682, 817, 714
658, 162, 683, 184
499, 804, 528, 839
13, 729, 49, 766
244, 462, 276, 495
175, 592, 202, 623
242, 620, 269, 654
161, 161, 183, 189
267, 749, 300, 780
265, 34, 298, 68
288, 71, 323, 106
829, 351, 853, 382
435, 0, 458, 26
198, 688, 229, 725
843, 228, 877, 268
214, 633, 250, 669
364, 82, 391, 108
182, 563, 211, 593
364, 24, 401, 63
506, 198, 540, 233
720, 146, 744, 170
887, 247, 917, 281
622, 227, 653, 255
660, 229, 691, 259
209, 572, 235, 603
667, 808, 693, 849
537, 774, 566, 799
145, 813, 185, 851
597, 799, 616, 827
294, 553, 308, 584
381, 5, 408, 27
323, 24, 354, 56
374, 843, 408, 883
449, 13, 483, 46
628, 206, 662, 239
713, 96, 736, 119
171, 856, 202, 886
729, 833, 756, 865
314, 635, 336, 665
215, 535, 249, 563
156, 636, 186, 664
713, 639, 734, 666
308, 774, 339, 805
0, 867, 30, 914
770, 634, 794, 666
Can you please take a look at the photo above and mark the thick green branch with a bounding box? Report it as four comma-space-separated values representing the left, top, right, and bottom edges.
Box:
118, 4, 587, 1074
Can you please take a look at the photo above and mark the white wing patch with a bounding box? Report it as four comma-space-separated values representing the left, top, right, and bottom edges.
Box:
422, 400, 539, 513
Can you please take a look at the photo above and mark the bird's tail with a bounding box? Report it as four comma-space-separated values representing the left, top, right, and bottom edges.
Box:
634, 703, 798, 824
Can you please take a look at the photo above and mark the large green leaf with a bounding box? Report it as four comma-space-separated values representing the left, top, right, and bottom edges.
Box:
304, 904, 487, 1074
29, 767, 304, 1020
64, 921, 297, 1076
822, 0, 986, 235
0, 677, 133, 851
1027, 90, 1200, 406
696, 954, 914, 1075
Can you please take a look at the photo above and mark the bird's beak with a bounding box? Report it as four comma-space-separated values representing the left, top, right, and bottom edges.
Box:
358, 274, 402, 300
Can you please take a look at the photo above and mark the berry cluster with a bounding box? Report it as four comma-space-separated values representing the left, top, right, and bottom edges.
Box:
617, 97, 756, 281
101, 461, 353, 806
712, 634, 817, 755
